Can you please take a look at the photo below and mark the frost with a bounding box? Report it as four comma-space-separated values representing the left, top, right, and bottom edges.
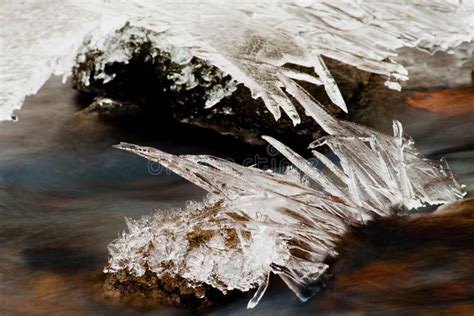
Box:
109, 79, 465, 308
1, 0, 472, 122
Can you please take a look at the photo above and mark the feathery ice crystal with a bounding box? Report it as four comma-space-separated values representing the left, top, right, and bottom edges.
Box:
108, 79, 465, 308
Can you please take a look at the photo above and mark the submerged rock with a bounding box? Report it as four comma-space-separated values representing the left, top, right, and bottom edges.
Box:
311, 198, 474, 314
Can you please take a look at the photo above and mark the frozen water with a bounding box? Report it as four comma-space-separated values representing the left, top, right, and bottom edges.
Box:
73, 25, 239, 110
1, 0, 470, 308
1, 0, 472, 122
0, 1, 123, 121
110, 79, 465, 308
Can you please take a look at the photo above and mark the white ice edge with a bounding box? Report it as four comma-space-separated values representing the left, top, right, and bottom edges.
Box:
1, 0, 472, 123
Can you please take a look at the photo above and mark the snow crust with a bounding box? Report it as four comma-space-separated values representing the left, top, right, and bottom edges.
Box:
1, 0, 472, 122
110, 79, 466, 308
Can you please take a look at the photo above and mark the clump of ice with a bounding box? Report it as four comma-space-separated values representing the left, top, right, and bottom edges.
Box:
109, 79, 465, 308
74, 25, 238, 108
106, 195, 290, 302
74, 0, 473, 124
1, 0, 472, 122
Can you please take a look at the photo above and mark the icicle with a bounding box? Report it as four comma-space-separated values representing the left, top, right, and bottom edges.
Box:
247, 272, 270, 309
313, 55, 347, 112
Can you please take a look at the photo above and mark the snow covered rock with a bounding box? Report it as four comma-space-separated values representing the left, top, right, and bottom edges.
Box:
72, 25, 371, 146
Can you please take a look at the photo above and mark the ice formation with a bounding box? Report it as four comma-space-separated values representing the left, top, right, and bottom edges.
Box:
1, 0, 470, 308
0, 1, 122, 121
109, 79, 465, 308
73, 24, 239, 109
1, 0, 473, 122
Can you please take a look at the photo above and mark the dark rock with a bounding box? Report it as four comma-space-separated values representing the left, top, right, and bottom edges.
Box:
76, 97, 143, 124
95, 269, 243, 310
72, 24, 372, 149
311, 198, 474, 313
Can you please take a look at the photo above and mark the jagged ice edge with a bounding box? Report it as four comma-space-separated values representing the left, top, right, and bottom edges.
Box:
1, 0, 472, 123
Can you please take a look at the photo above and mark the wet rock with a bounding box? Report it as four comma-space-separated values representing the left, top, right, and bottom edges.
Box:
310, 198, 474, 313
76, 97, 143, 124
406, 89, 474, 117
95, 269, 242, 310
432, 197, 474, 216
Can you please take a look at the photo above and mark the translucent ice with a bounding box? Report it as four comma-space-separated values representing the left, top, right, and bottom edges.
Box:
109, 80, 465, 308
1, 0, 472, 122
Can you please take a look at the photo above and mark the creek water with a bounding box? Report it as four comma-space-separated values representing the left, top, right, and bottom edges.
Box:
0, 77, 473, 315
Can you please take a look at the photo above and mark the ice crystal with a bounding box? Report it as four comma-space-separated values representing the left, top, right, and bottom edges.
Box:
109, 79, 465, 308
73, 24, 239, 110
1, 0, 472, 122
1, 0, 470, 307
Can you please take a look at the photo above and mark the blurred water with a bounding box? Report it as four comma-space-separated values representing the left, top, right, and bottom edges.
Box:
0, 77, 230, 315
0, 77, 473, 315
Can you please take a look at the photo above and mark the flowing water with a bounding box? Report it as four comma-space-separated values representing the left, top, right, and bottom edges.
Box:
0, 77, 473, 315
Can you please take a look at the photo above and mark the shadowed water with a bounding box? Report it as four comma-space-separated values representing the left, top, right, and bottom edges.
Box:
0, 77, 473, 315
